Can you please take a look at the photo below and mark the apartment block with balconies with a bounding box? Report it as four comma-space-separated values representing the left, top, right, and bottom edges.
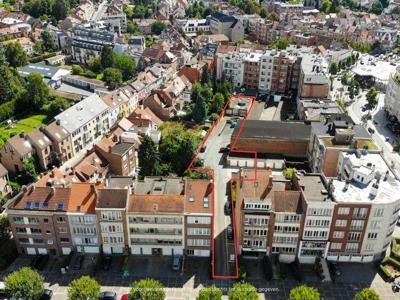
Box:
54, 93, 111, 157
127, 177, 185, 256
96, 188, 129, 254
327, 151, 400, 262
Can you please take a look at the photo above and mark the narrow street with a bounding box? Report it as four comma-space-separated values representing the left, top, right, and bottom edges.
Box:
198, 116, 237, 277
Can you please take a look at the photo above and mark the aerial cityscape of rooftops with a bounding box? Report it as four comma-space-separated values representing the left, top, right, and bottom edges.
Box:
0, 0, 400, 299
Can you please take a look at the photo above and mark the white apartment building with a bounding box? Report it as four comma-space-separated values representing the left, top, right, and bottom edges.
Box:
176, 19, 210, 37
54, 93, 110, 156
68, 214, 99, 253
384, 66, 400, 122
258, 51, 275, 93
295, 174, 335, 263
216, 51, 247, 88
327, 151, 400, 262
96, 189, 129, 254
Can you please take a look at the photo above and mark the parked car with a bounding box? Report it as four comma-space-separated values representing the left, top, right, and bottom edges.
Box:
200, 146, 206, 153
227, 225, 234, 240
224, 201, 231, 215
172, 255, 181, 271
230, 121, 237, 128
0, 281, 5, 296
102, 256, 112, 271
120, 295, 128, 300
373, 120, 378, 125
99, 291, 117, 300
72, 255, 84, 270
40, 289, 53, 300
328, 261, 341, 276
31, 255, 49, 271
368, 127, 375, 134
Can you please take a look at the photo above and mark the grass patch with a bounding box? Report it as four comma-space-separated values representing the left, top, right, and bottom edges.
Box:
0, 114, 48, 147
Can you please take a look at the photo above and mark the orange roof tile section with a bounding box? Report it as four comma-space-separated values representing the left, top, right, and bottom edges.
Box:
67, 183, 103, 213
184, 179, 213, 214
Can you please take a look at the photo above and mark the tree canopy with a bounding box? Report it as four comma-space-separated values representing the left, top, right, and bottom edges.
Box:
5, 42, 28, 67
4, 267, 44, 300
197, 285, 223, 300
353, 288, 380, 300
67, 276, 100, 300
138, 135, 162, 177
228, 283, 258, 300
288, 285, 320, 300
128, 278, 165, 300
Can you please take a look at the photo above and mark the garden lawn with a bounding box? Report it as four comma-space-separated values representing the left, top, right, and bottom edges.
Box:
0, 114, 47, 147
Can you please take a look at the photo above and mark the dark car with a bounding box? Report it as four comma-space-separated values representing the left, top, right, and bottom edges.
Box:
368, 127, 375, 134
328, 261, 341, 276
31, 255, 49, 271
200, 146, 206, 153
72, 255, 84, 270
40, 289, 53, 300
99, 291, 117, 300
224, 201, 231, 215
102, 256, 112, 271
172, 255, 181, 271
227, 225, 233, 240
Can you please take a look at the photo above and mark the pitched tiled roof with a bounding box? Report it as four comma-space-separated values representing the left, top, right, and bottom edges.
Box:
67, 183, 102, 213
129, 194, 184, 213
184, 179, 213, 214
96, 188, 128, 209
13, 186, 71, 210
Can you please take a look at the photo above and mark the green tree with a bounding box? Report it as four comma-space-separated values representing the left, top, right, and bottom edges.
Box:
22, 73, 50, 111
100, 45, 115, 69
128, 278, 165, 300
18, 156, 39, 183
103, 68, 123, 89
0, 66, 25, 104
353, 288, 380, 300
67, 276, 100, 300
228, 283, 258, 300
197, 285, 222, 300
366, 87, 378, 110
72, 65, 84, 75
192, 95, 207, 123
341, 72, 349, 85
201, 68, 210, 85
88, 57, 103, 73
138, 135, 162, 177
115, 55, 137, 80
260, 7, 268, 18
379, 0, 389, 8
43, 96, 70, 117
4, 267, 44, 300
5, 42, 28, 67
320, 0, 332, 12
151, 21, 166, 35
42, 29, 56, 51
271, 37, 293, 50
146, 36, 155, 47
370, 1, 383, 14
211, 92, 225, 114
288, 285, 320, 300
329, 62, 339, 74
53, 0, 69, 20
33, 40, 43, 54
0, 45, 6, 66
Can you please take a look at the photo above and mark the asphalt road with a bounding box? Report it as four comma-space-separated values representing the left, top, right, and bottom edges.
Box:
199, 116, 237, 277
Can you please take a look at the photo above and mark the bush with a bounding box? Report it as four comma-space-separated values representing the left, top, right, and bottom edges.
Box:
72, 65, 84, 75
83, 71, 97, 78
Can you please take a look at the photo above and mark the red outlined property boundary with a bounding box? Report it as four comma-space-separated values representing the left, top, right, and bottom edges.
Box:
187, 94, 258, 279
